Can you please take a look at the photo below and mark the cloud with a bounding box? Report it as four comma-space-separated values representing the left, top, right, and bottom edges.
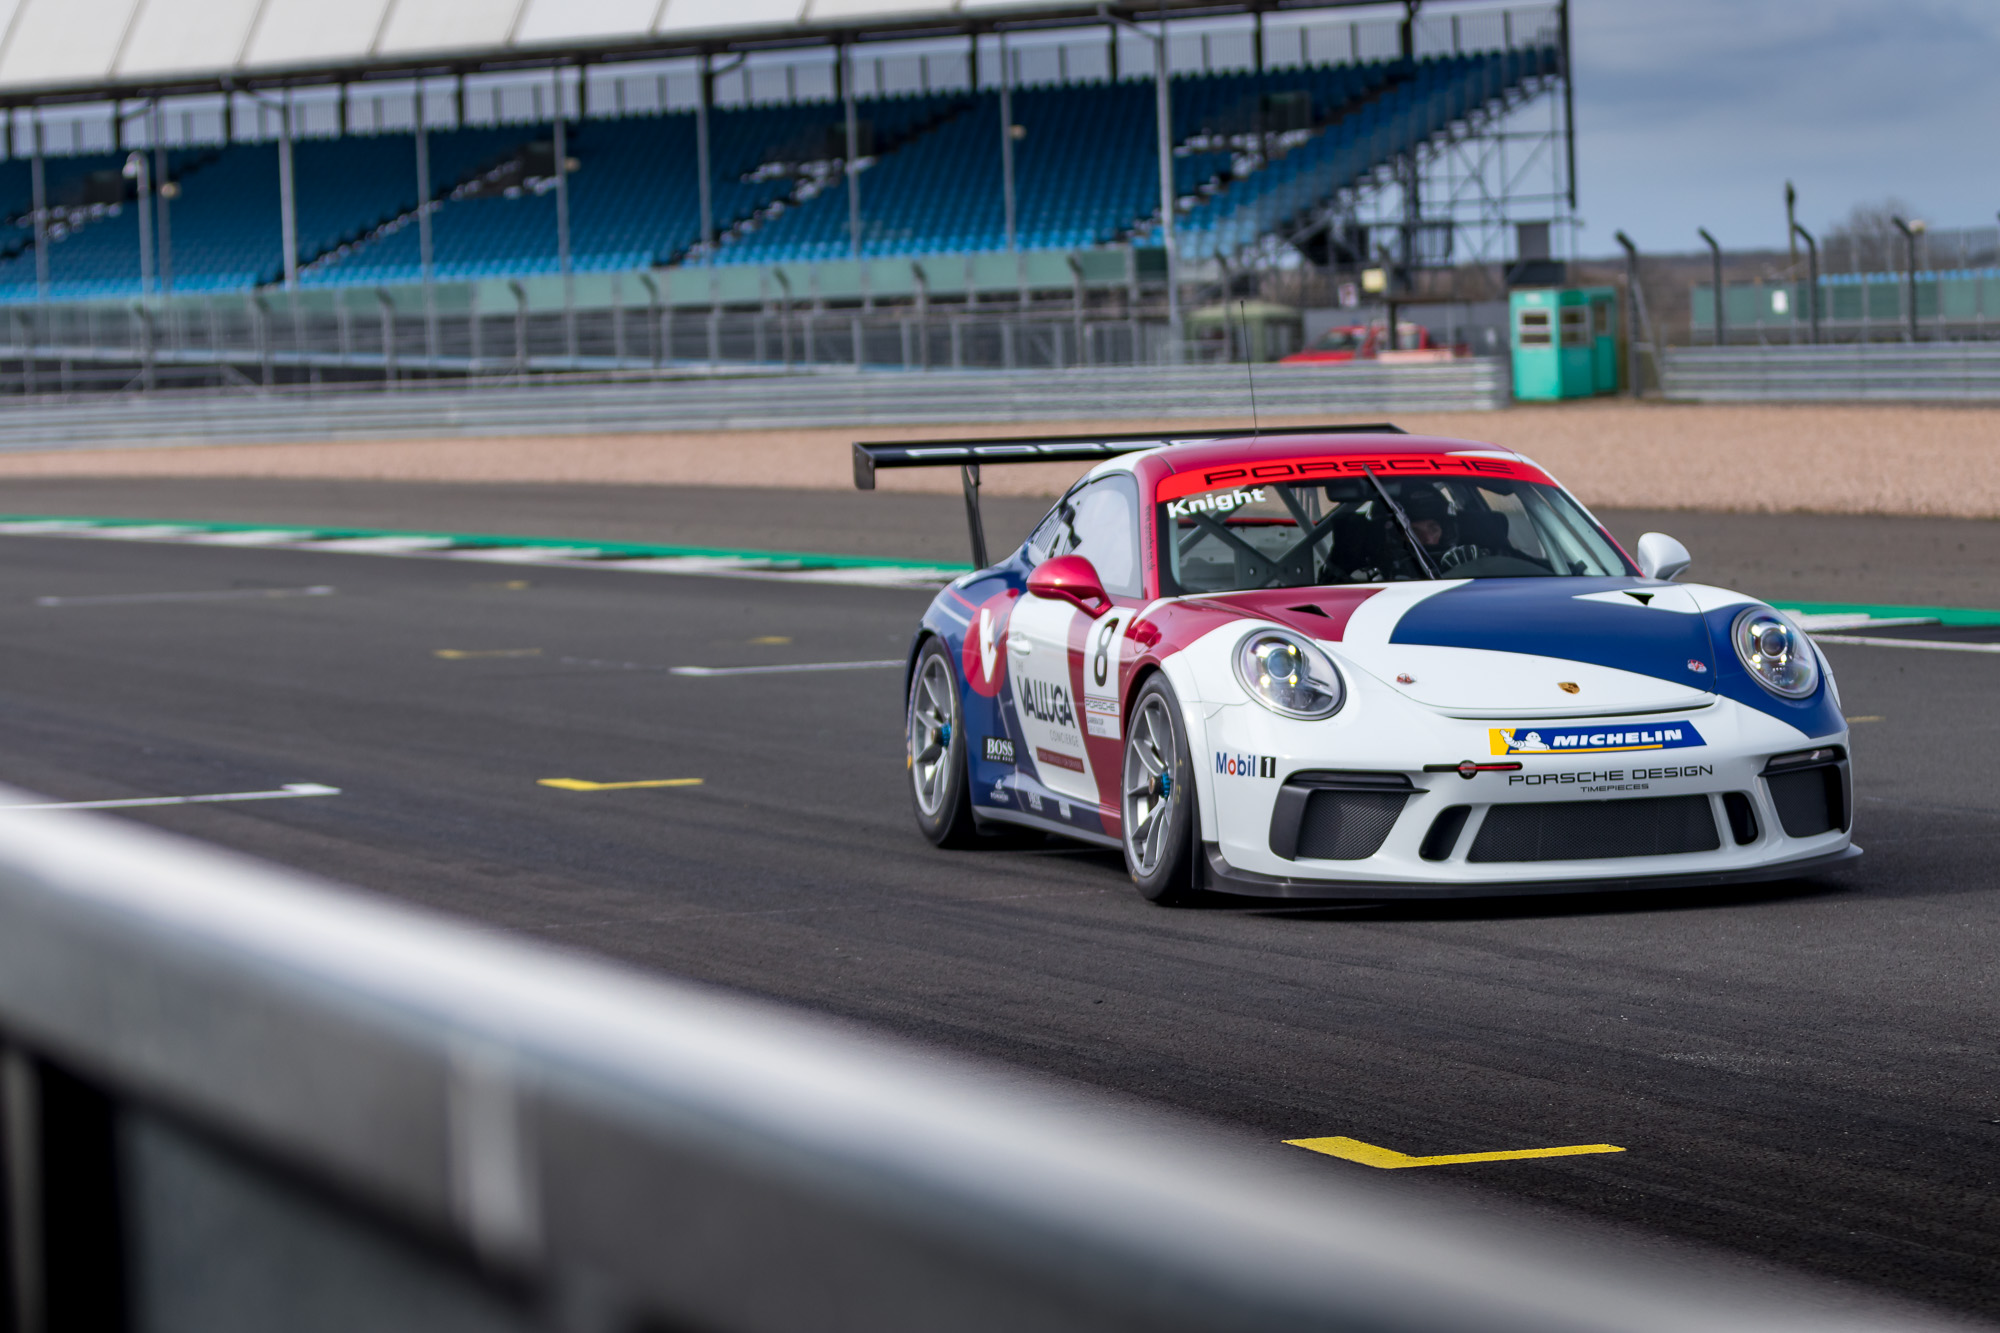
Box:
1568, 0, 2000, 250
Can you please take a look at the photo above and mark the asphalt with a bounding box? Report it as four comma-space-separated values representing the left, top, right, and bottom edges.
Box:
1, 483, 1998, 1318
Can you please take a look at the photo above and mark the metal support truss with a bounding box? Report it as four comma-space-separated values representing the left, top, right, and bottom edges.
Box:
1245, 68, 1574, 278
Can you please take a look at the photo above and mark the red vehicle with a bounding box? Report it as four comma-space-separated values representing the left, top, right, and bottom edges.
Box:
1282, 322, 1437, 363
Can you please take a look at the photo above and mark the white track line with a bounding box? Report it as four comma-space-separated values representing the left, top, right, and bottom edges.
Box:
670, 659, 903, 676
1812, 634, 2000, 654
0, 782, 341, 811
34, 585, 335, 607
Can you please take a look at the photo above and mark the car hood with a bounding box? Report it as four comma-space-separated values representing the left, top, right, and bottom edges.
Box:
1226, 579, 1723, 716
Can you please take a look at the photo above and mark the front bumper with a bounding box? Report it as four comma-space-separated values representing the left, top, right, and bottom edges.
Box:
1193, 690, 1857, 899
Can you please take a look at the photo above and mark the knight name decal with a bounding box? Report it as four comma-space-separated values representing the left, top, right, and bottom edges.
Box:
1215, 752, 1278, 779
1166, 487, 1265, 520
1489, 722, 1705, 756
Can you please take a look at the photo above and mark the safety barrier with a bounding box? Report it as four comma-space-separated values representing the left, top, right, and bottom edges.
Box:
0, 793, 1946, 1332
0, 360, 1507, 451
1661, 343, 2000, 402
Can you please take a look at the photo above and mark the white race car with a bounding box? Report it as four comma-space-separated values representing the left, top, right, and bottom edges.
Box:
858, 426, 1857, 903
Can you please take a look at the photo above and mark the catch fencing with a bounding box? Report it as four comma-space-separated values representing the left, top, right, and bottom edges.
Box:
0, 794, 1954, 1332
0, 360, 1507, 451
1661, 343, 2000, 402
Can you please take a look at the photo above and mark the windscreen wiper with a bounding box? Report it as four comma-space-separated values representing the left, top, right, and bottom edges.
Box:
1360, 465, 1440, 581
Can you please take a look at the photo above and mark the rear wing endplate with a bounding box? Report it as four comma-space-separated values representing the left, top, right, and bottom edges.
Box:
853, 424, 1404, 569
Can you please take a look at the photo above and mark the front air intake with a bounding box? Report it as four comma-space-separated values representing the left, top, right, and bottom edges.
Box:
1268, 772, 1411, 861
1468, 796, 1721, 863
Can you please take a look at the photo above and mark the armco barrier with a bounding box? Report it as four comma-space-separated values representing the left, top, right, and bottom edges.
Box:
0, 361, 1506, 452
1662, 343, 2000, 402
0, 793, 1960, 1332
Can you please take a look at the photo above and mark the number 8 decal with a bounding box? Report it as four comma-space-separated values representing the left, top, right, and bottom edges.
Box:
1094, 617, 1121, 688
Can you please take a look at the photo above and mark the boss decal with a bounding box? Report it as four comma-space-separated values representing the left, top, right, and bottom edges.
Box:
983, 737, 1016, 764
1021, 678, 1076, 728
1489, 722, 1705, 756
1214, 752, 1278, 779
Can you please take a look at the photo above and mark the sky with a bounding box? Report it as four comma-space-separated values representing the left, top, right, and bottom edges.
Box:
1568, 0, 2000, 255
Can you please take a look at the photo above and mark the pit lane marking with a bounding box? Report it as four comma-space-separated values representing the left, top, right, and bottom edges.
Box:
1814, 634, 2000, 654
538, 778, 705, 791
1285, 1135, 1624, 1168
34, 585, 336, 607
671, 659, 902, 677
0, 782, 340, 811
434, 648, 543, 659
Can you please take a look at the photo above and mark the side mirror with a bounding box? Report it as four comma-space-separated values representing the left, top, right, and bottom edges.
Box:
1027, 555, 1112, 617
1635, 532, 1692, 582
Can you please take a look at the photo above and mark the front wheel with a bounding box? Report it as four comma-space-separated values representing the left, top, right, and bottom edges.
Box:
907, 638, 978, 847
1122, 675, 1200, 903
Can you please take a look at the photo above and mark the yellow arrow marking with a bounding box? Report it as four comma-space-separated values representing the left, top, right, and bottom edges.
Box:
1285, 1136, 1624, 1168
435, 648, 542, 659
537, 778, 704, 792
748, 635, 793, 645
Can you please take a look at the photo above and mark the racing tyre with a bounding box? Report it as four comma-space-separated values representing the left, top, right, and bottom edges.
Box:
1122, 675, 1199, 904
907, 637, 979, 848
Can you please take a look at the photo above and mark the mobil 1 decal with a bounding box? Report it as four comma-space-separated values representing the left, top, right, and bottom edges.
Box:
960, 589, 1018, 697
1082, 607, 1127, 740
1007, 585, 1097, 805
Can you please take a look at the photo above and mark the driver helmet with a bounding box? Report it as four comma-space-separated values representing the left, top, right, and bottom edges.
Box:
1399, 488, 1453, 548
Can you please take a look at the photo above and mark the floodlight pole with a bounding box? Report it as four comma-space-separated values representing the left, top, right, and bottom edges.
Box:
277, 94, 299, 291
151, 102, 173, 295
30, 114, 47, 304
415, 83, 437, 360
696, 53, 714, 262
1613, 230, 1644, 395
1790, 221, 1819, 344
842, 43, 863, 260
553, 68, 575, 358
1696, 226, 1723, 347
1891, 215, 1921, 343
1099, 5, 1181, 362
999, 31, 1017, 253
123, 149, 153, 297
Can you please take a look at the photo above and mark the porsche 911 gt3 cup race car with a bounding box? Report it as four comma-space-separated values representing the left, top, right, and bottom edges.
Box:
856, 425, 1858, 903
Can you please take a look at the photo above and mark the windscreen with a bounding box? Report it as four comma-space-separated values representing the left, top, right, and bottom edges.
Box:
1158, 473, 1631, 595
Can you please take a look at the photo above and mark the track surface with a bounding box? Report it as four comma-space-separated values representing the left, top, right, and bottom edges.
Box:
2, 486, 1998, 1317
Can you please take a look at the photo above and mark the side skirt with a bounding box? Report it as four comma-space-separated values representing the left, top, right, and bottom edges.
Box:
973, 806, 1122, 850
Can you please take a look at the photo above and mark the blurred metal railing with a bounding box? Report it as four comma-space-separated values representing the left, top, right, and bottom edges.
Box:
1662, 343, 2000, 402
0, 796, 1956, 1332
0, 361, 1507, 450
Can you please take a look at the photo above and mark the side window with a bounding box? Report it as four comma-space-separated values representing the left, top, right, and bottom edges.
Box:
1026, 500, 1070, 565
1062, 475, 1142, 597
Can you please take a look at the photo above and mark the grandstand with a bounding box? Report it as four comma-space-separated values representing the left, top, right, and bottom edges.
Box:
0, 0, 1573, 377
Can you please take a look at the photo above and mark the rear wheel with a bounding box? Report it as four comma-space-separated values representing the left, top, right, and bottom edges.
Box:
907, 638, 978, 847
1122, 676, 1199, 903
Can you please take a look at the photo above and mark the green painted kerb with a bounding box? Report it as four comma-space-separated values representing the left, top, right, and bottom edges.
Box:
1775, 600, 2000, 628
0, 515, 975, 573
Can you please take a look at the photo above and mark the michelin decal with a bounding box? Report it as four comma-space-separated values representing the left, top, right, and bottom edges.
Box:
1490, 722, 1705, 756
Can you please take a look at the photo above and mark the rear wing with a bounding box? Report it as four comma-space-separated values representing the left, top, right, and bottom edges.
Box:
853, 424, 1404, 568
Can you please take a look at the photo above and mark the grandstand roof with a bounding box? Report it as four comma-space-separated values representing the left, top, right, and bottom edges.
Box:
0, 0, 1422, 102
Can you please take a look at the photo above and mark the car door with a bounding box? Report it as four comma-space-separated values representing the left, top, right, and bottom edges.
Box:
1010, 475, 1143, 808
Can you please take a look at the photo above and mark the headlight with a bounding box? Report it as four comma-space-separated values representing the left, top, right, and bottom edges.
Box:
1732, 606, 1819, 699
1233, 627, 1344, 719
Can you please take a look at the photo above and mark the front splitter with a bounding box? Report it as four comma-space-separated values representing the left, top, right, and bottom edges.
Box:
1200, 843, 1863, 901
